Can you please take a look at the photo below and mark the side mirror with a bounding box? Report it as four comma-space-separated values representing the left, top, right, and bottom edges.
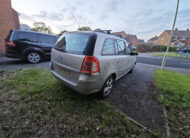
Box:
131, 52, 138, 56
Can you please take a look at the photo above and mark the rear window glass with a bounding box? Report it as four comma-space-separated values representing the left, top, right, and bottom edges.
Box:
102, 38, 116, 55
5, 30, 13, 40
38, 35, 57, 44
17, 32, 37, 42
55, 33, 92, 55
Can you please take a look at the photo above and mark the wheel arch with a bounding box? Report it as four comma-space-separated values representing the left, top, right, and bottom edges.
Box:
23, 48, 43, 58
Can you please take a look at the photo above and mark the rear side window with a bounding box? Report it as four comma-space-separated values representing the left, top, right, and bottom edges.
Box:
102, 38, 116, 55
38, 35, 57, 44
116, 40, 126, 55
5, 30, 13, 40
55, 33, 96, 55
17, 32, 37, 42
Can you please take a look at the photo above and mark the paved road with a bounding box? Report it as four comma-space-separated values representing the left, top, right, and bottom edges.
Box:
137, 53, 190, 69
1, 56, 190, 72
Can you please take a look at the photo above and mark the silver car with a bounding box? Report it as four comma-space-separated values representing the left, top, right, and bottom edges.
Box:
51, 31, 137, 98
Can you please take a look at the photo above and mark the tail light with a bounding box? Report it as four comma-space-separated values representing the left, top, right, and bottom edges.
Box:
81, 56, 99, 73
6, 40, 16, 46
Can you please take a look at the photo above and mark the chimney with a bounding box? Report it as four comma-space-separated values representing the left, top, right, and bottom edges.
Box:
175, 28, 178, 31
187, 28, 189, 31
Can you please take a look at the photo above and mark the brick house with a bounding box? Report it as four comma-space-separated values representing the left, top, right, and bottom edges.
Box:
112, 31, 126, 38
0, 0, 20, 54
157, 28, 190, 46
112, 31, 142, 45
125, 34, 139, 45
137, 39, 145, 45
147, 36, 158, 45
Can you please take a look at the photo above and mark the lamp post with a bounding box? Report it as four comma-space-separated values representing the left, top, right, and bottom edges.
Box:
161, 0, 180, 70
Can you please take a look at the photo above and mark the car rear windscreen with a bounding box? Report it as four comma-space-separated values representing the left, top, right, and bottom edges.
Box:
55, 33, 97, 55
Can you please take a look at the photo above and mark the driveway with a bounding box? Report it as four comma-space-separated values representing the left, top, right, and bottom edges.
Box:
107, 63, 164, 130
0, 57, 50, 71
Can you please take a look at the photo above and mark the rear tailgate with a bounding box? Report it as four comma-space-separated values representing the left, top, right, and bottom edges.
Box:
51, 32, 97, 85
51, 49, 85, 85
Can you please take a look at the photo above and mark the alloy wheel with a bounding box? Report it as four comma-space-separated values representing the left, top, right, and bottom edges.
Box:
27, 52, 40, 63
103, 77, 114, 96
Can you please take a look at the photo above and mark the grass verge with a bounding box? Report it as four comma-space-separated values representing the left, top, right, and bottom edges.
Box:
154, 69, 190, 137
0, 68, 153, 138
152, 52, 184, 58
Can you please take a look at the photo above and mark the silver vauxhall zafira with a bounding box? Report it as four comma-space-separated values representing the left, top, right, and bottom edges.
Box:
51, 31, 136, 98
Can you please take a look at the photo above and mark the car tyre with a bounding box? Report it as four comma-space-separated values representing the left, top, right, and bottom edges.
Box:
100, 76, 114, 98
26, 52, 41, 64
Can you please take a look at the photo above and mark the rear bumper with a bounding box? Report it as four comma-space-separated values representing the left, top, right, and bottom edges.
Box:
5, 53, 22, 59
51, 70, 102, 95
5, 47, 23, 59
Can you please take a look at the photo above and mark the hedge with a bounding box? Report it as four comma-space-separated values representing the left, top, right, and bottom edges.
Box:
136, 44, 177, 52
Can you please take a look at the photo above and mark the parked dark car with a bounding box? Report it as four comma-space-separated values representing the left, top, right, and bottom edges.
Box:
5, 30, 59, 63
177, 46, 190, 53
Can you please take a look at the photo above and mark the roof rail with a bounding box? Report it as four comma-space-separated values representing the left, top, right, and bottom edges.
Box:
93, 29, 112, 34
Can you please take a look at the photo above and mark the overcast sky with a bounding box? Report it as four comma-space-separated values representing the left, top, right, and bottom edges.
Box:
12, 0, 190, 41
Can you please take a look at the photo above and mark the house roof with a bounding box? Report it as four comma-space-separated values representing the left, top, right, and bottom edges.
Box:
112, 31, 125, 35
112, 31, 126, 38
124, 35, 138, 43
166, 29, 190, 37
148, 36, 158, 41
12, 8, 20, 16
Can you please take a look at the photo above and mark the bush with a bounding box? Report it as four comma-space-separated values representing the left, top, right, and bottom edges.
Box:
136, 44, 177, 52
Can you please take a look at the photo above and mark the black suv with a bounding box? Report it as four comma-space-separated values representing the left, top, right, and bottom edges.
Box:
5, 30, 59, 63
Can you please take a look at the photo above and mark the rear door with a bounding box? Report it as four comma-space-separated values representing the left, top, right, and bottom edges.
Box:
14, 32, 38, 48
99, 38, 118, 80
115, 40, 128, 76
51, 33, 96, 84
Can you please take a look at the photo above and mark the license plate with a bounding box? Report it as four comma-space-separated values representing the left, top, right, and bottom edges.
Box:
57, 66, 70, 76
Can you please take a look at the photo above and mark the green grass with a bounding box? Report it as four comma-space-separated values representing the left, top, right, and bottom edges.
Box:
154, 69, 190, 108
152, 52, 184, 58
0, 68, 153, 137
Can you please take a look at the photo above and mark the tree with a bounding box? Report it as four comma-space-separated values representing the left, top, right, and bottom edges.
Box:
57, 30, 67, 36
77, 26, 91, 31
31, 22, 53, 34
